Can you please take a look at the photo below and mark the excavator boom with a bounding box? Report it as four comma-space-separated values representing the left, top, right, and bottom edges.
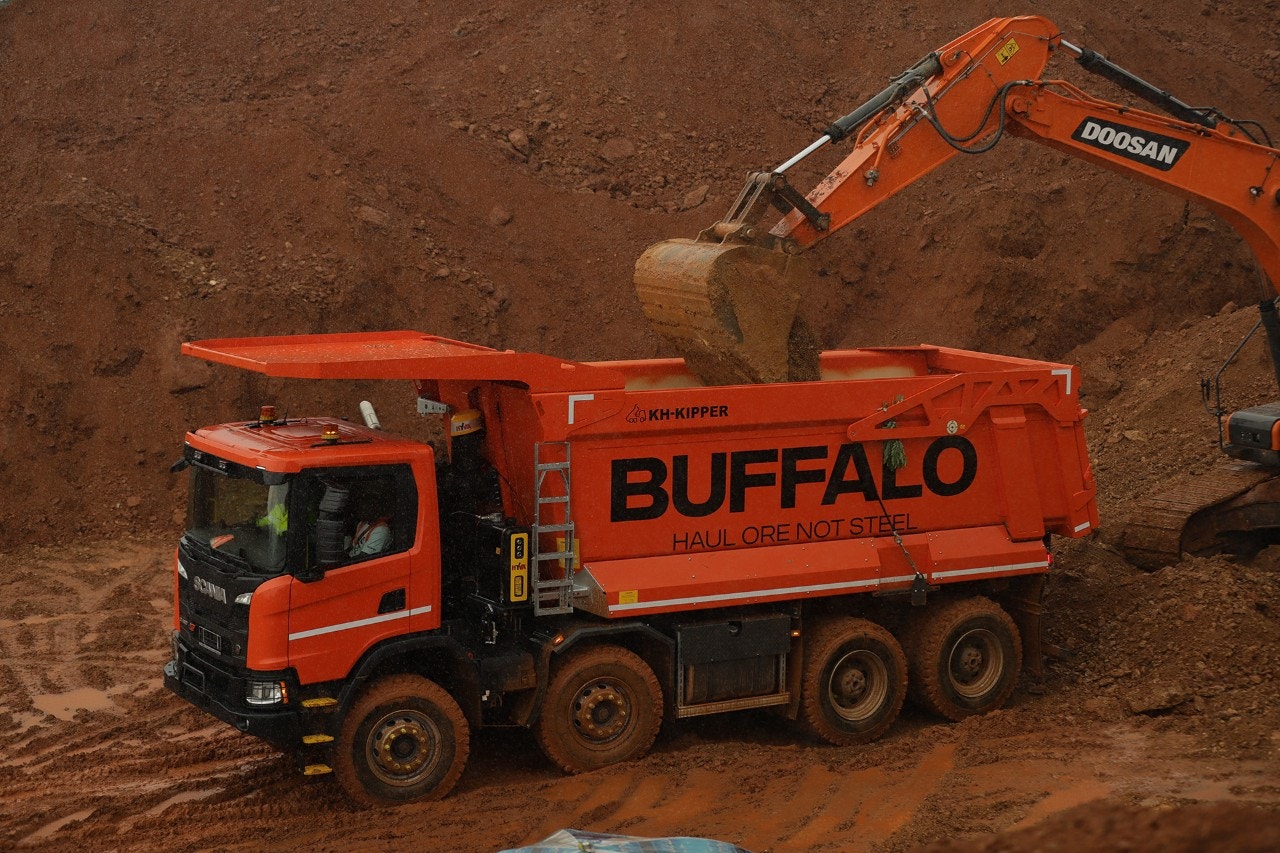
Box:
636, 14, 1280, 386
635, 15, 1061, 385
636, 14, 1280, 567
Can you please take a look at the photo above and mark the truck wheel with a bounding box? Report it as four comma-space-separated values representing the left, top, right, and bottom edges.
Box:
333, 674, 470, 806
800, 617, 907, 746
534, 645, 663, 773
908, 596, 1021, 721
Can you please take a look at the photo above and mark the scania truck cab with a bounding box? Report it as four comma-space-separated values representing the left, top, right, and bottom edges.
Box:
170, 415, 439, 744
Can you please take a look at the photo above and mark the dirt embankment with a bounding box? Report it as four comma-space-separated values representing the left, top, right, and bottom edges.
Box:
1, 0, 1276, 552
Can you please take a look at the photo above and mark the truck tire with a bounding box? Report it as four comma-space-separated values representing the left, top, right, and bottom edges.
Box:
333, 674, 470, 806
800, 617, 907, 746
908, 596, 1021, 721
534, 645, 663, 773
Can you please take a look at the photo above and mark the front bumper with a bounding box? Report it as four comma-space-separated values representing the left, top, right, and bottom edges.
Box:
164, 635, 304, 749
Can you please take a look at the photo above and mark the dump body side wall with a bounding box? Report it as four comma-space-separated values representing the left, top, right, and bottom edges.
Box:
525, 348, 1096, 618
560, 355, 1093, 566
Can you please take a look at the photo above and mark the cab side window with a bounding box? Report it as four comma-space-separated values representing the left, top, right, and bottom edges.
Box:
298, 464, 418, 568
344, 476, 398, 561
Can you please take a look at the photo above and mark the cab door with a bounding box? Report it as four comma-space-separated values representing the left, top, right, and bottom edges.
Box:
286, 464, 425, 684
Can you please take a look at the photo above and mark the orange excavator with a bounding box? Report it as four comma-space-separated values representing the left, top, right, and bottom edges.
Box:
634, 15, 1280, 567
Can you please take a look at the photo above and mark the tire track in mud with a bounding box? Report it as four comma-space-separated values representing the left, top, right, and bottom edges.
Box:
448, 721, 1280, 853
0, 544, 263, 850
3, 544, 1280, 852
464, 738, 962, 851
776, 741, 958, 851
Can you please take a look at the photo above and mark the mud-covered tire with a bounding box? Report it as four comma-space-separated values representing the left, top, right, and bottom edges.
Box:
800, 617, 907, 746
908, 596, 1021, 721
333, 674, 470, 806
534, 645, 663, 773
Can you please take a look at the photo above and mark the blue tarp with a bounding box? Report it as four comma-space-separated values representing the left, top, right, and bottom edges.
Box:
500, 829, 752, 853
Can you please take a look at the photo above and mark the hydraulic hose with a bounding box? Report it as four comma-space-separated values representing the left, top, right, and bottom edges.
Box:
923, 81, 1026, 155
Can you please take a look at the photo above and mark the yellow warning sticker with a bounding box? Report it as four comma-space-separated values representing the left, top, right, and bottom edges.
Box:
555, 535, 581, 568
996, 38, 1020, 65
619, 590, 639, 605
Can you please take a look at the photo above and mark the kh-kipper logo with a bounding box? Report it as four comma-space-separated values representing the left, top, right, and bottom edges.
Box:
626, 403, 730, 424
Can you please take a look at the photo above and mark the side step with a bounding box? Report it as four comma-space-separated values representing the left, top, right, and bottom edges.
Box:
299, 695, 339, 778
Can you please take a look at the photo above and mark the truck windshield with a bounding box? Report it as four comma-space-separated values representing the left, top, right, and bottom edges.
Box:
186, 466, 290, 574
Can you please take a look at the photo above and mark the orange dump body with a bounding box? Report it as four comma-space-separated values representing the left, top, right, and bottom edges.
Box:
545, 346, 1094, 617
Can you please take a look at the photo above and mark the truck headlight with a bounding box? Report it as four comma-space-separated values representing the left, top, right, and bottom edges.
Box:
245, 680, 285, 706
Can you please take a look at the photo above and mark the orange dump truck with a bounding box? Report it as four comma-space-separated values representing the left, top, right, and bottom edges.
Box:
164, 331, 1097, 804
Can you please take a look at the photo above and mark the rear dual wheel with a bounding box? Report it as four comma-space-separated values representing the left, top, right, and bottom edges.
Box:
908, 596, 1021, 721
535, 645, 663, 773
801, 617, 908, 745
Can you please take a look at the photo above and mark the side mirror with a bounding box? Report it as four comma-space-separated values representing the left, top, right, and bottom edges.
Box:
312, 484, 351, 576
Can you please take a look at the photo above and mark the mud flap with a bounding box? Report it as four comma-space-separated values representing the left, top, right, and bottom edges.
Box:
1002, 574, 1046, 681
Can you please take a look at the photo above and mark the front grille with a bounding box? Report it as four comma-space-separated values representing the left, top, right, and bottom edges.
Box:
176, 545, 253, 666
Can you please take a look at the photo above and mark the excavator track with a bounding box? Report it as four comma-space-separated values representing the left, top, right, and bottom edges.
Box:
1118, 461, 1280, 570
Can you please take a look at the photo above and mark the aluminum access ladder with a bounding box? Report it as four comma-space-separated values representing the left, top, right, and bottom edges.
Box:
531, 441, 577, 615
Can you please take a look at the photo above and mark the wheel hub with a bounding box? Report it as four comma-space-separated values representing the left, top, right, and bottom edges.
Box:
573, 682, 630, 743
949, 628, 1003, 698
829, 650, 888, 722
957, 646, 984, 678
370, 714, 439, 782
837, 666, 868, 701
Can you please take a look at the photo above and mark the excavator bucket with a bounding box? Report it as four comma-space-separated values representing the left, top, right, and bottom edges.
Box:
634, 238, 819, 385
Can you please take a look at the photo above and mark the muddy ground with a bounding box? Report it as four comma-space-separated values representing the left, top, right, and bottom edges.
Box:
2, 0, 1280, 850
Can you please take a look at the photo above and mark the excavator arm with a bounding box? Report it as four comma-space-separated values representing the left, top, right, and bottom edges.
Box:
763, 16, 1063, 252
635, 14, 1280, 385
